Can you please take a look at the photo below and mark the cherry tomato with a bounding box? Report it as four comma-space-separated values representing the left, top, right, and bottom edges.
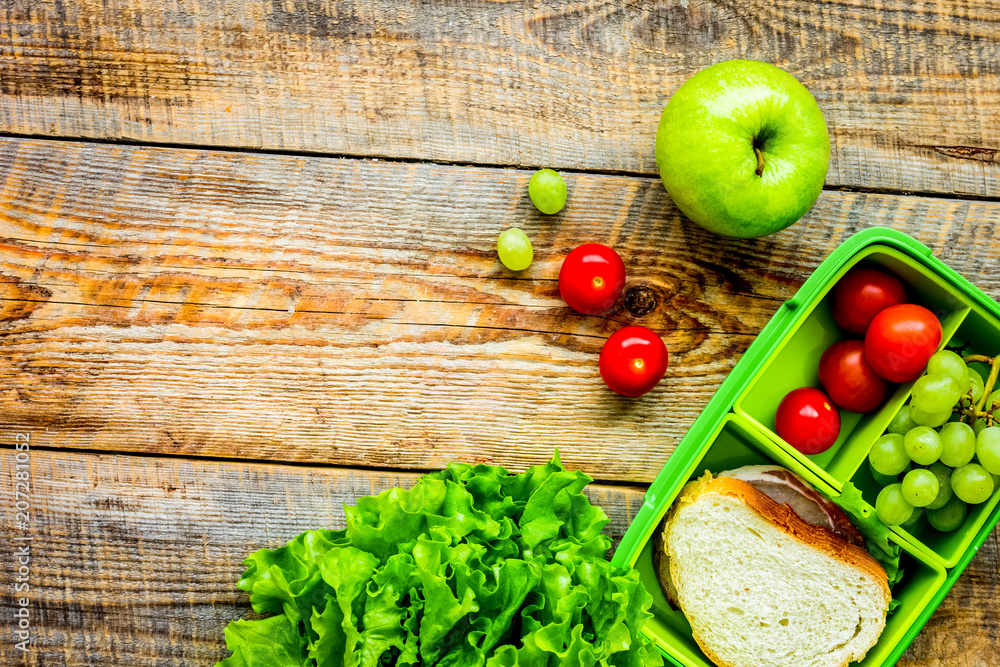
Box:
818, 339, 889, 413
830, 268, 907, 335
775, 387, 841, 455
599, 326, 668, 397
558, 244, 626, 315
865, 304, 942, 383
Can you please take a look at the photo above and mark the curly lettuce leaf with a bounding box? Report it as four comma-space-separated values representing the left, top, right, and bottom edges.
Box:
216, 453, 663, 667
218, 614, 307, 667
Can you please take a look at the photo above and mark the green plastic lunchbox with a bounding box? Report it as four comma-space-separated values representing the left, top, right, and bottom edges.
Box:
611, 227, 1000, 667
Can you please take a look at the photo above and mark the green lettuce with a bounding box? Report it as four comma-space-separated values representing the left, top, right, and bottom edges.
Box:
217, 453, 663, 666
830, 481, 904, 612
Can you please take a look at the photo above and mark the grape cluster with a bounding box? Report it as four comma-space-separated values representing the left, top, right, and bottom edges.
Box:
870, 349, 1000, 532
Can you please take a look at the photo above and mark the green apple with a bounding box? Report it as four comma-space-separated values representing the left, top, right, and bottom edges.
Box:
655, 60, 830, 238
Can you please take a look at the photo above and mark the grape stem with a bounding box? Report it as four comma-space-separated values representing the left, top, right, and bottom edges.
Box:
956, 353, 1000, 427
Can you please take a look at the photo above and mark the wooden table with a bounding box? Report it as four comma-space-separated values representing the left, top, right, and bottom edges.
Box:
0, 2, 997, 665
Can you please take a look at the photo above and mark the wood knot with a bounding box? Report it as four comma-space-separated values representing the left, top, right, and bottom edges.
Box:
623, 284, 658, 317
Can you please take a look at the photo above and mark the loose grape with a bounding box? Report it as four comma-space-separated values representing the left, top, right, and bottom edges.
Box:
927, 496, 967, 532
868, 434, 910, 476
969, 369, 985, 403
887, 407, 918, 435
926, 350, 970, 394
975, 426, 1000, 475
951, 463, 995, 504
939, 421, 977, 467
497, 228, 533, 271
869, 462, 900, 487
528, 169, 567, 215
901, 469, 940, 508
876, 483, 915, 526
903, 426, 943, 465
911, 373, 963, 414
926, 462, 954, 510
909, 402, 952, 428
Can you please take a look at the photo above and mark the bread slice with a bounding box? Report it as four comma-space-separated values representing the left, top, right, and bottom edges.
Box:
663, 473, 890, 667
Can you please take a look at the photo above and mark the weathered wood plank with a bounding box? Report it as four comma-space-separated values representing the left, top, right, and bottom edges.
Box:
0, 449, 995, 666
0, 1, 998, 196
0, 449, 647, 666
1, 138, 999, 482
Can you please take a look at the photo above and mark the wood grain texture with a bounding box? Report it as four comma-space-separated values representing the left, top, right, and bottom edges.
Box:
0, 1, 998, 196
0, 449, 996, 666
0, 449, 647, 666
1, 138, 1000, 482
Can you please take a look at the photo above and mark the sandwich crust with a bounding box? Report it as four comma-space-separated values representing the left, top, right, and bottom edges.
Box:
663, 472, 891, 667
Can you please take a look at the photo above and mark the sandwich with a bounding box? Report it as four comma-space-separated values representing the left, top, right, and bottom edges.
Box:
654, 465, 890, 667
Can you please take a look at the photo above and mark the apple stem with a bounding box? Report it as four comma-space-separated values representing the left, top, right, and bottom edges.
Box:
754, 146, 765, 176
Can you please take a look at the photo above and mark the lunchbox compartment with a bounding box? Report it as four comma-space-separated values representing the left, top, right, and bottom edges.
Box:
626, 414, 947, 667
614, 230, 1000, 667
849, 303, 1000, 568
734, 246, 970, 491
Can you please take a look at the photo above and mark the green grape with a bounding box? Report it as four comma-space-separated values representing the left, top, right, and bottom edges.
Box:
900, 506, 924, 530
987, 388, 1000, 411
868, 434, 910, 476
903, 426, 943, 466
528, 169, 567, 215
926, 350, 970, 395
975, 426, 1000, 475
974, 419, 989, 436
910, 373, 963, 414
869, 462, 900, 487
939, 421, 977, 467
887, 407, 918, 435
951, 463, 995, 504
909, 402, 952, 428
876, 483, 915, 526
927, 496, 967, 532
497, 228, 533, 271
969, 369, 985, 403
926, 462, 954, 510
901, 469, 940, 507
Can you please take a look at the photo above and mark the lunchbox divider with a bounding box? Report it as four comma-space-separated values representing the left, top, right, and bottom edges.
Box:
832, 301, 972, 481
847, 461, 951, 570
733, 244, 973, 491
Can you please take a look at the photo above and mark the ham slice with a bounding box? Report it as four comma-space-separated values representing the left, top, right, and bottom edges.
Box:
718, 465, 865, 548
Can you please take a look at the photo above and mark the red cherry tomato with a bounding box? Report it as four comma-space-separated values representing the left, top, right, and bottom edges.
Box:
865, 304, 942, 383
818, 339, 889, 413
558, 244, 627, 315
830, 268, 907, 335
775, 387, 841, 455
599, 326, 668, 397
